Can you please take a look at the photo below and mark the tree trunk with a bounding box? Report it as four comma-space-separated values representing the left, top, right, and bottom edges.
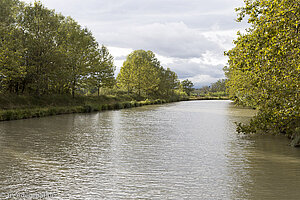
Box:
72, 79, 76, 98
21, 81, 26, 94
15, 82, 19, 95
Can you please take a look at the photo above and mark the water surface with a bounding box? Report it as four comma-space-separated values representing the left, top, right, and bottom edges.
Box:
0, 100, 300, 199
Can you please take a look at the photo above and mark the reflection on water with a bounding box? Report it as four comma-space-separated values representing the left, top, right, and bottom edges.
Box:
0, 100, 300, 199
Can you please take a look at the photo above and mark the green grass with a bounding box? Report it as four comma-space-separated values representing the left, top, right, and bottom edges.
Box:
0, 94, 184, 121
189, 96, 229, 101
0, 94, 133, 110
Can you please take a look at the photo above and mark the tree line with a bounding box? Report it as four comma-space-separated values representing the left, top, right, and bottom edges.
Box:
0, 0, 115, 97
225, 0, 299, 144
195, 79, 227, 94
1, 0, 194, 99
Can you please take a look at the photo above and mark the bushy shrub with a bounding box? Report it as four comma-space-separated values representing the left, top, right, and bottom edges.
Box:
102, 104, 108, 110
107, 104, 114, 110
114, 102, 124, 109
123, 102, 132, 108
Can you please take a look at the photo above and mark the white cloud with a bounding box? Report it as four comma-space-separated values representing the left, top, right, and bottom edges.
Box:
156, 55, 174, 66
108, 46, 133, 59
186, 75, 221, 88
189, 51, 227, 66
107, 46, 133, 73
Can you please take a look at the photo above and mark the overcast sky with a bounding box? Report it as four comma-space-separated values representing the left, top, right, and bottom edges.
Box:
23, 0, 248, 87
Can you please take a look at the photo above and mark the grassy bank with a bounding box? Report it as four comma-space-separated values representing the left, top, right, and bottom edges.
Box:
0, 94, 230, 122
189, 96, 229, 101
0, 95, 185, 121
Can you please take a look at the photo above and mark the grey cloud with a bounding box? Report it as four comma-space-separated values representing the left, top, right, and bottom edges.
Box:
168, 59, 225, 80
96, 22, 223, 59
114, 55, 127, 61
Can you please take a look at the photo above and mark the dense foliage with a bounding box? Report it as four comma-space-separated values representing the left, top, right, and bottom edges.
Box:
117, 50, 182, 98
210, 79, 227, 93
225, 0, 300, 145
180, 79, 194, 96
0, 0, 115, 97
191, 79, 228, 98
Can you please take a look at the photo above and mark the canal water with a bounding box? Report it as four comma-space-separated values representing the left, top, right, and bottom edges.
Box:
0, 100, 300, 199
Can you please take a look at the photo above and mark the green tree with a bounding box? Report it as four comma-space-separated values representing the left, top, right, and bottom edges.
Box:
180, 79, 194, 96
0, 0, 26, 94
117, 50, 181, 98
117, 61, 134, 94
225, 0, 300, 144
211, 79, 227, 93
159, 67, 179, 96
18, 2, 64, 95
117, 50, 160, 96
88, 45, 115, 96
57, 16, 99, 97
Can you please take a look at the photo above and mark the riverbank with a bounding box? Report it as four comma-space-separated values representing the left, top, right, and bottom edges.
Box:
0, 94, 232, 122
189, 96, 229, 101
0, 95, 186, 121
